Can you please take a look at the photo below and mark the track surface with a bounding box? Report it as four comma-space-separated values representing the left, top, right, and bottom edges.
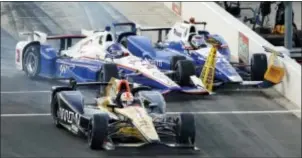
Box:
1, 2, 301, 158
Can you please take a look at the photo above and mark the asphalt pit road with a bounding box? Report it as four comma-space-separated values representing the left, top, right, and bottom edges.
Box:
102, 145, 202, 157
164, 93, 216, 103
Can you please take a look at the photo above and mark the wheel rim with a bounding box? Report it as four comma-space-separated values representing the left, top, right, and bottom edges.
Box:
26, 52, 38, 74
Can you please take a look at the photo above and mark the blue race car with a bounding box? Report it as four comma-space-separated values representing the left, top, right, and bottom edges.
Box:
15, 27, 209, 95
114, 21, 285, 91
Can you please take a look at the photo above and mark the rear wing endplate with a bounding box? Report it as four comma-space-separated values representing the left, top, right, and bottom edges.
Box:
19, 31, 47, 43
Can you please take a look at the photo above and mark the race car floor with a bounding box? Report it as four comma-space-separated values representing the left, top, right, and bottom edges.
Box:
1, 2, 301, 158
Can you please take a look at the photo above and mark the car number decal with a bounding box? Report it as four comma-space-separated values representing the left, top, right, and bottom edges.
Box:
59, 64, 75, 75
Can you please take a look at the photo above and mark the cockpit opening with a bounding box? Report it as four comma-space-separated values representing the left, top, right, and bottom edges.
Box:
189, 26, 196, 34
106, 34, 113, 41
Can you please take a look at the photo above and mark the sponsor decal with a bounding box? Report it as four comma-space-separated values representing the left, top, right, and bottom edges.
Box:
152, 71, 176, 87
58, 107, 80, 124
238, 32, 249, 64
16, 49, 20, 62
172, 2, 181, 16
59, 64, 75, 75
143, 58, 162, 67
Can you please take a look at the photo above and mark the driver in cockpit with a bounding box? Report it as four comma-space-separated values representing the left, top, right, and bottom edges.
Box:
189, 34, 208, 49
120, 92, 135, 107
105, 43, 128, 59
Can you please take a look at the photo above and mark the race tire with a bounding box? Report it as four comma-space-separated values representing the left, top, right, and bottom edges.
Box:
175, 60, 195, 86
170, 56, 186, 70
23, 44, 41, 78
176, 113, 196, 145
50, 94, 63, 129
250, 53, 268, 81
97, 63, 119, 96
88, 114, 109, 150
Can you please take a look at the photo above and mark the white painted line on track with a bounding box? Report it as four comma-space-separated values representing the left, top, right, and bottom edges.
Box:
1, 110, 300, 117
167, 110, 301, 115
1, 113, 51, 117
0, 89, 262, 94
0, 90, 50, 94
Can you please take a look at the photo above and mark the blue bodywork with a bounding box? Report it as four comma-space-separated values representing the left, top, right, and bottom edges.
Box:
111, 23, 245, 83
32, 43, 206, 94
125, 34, 245, 83
111, 22, 252, 84
35, 44, 169, 89
111, 22, 279, 90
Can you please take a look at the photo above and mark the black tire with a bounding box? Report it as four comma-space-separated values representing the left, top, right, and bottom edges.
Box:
22, 44, 41, 78
250, 53, 268, 81
254, 27, 271, 34
97, 63, 119, 96
176, 113, 196, 145
88, 114, 109, 150
50, 94, 63, 128
170, 56, 186, 70
175, 60, 195, 86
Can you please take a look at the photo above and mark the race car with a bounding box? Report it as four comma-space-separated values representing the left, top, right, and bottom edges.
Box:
113, 20, 285, 92
50, 77, 198, 150
15, 26, 209, 95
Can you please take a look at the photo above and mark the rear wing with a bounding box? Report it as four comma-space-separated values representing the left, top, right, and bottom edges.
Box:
19, 31, 48, 43
137, 26, 171, 42
19, 30, 86, 49
52, 78, 112, 90
50, 77, 114, 101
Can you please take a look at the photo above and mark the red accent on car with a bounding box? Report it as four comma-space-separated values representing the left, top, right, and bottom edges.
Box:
16, 49, 20, 62
123, 52, 130, 56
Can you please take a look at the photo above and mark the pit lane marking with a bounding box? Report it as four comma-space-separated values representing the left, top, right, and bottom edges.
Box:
0, 88, 263, 94
1, 110, 300, 117
1, 113, 51, 117
1, 90, 50, 94
167, 109, 301, 115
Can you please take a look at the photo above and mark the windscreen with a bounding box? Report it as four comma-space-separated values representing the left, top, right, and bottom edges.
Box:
113, 23, 136, 35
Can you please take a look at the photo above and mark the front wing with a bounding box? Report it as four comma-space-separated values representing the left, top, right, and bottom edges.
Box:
102, 141, 199, 151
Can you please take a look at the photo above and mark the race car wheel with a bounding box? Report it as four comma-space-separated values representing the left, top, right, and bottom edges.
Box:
98, 64, 119, 96
170, 56, 186, 70
23, 44, 41, 78
175, 60, 195, 86
88, 113, 109, 150
250, 53, 267, 81
176, 113, 196, 145
50, 94, 63, 129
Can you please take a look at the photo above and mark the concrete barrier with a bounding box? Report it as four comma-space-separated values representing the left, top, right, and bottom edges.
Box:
164, 2, 301, 109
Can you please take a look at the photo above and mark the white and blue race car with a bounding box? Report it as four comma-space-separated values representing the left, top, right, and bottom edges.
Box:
114, 20, 285, 91
15, 26, 209, 95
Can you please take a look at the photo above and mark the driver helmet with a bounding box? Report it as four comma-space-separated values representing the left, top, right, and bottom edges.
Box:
191, 34, 206, 48
120, 92, 134, 107
108, 44, 123, 55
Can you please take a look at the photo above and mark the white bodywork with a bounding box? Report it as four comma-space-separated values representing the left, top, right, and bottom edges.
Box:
15, 31, 48, 70
63, 30, 180, 88
15, 29, 208, 90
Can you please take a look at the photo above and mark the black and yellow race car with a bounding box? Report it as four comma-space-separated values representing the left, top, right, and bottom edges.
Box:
50, 77, 197, 150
